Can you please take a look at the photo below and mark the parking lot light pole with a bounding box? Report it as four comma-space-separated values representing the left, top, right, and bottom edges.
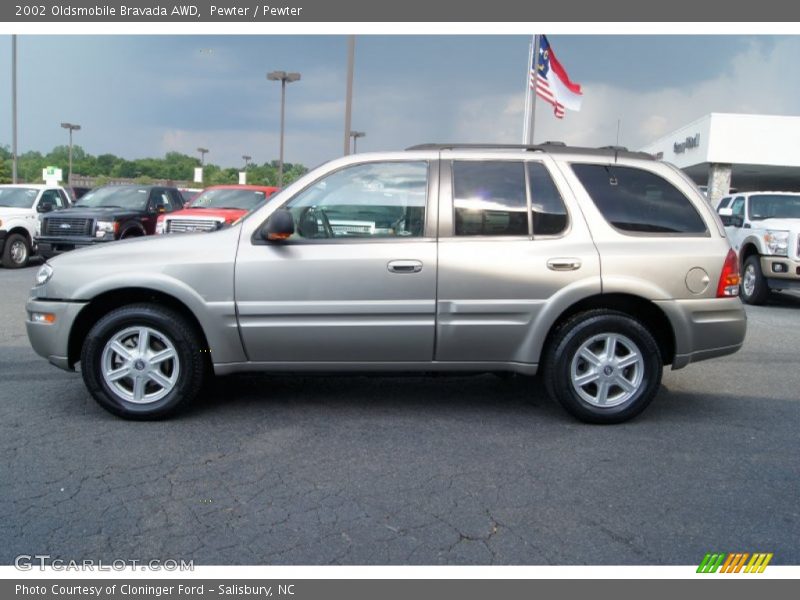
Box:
267, 70, 301, 188
242, 155, 252, 170
12, 35, 18, 183
60, 122, 81, 184
350, 131, 365, 153
197, 147, 209, 166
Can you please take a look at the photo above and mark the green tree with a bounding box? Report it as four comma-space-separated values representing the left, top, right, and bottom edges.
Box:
0, 158, 10, 184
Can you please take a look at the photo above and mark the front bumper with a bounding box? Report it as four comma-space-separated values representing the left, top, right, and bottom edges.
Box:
761, 256, 800, 290
36, 236, 104, 258
25, 297, 88, 371
654, 297, 747, 370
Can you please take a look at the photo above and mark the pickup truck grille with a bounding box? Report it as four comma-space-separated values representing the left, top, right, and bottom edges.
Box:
166, 219, 222, 233
43, 216, 93, 237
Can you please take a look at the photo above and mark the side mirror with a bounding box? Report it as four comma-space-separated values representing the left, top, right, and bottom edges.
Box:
731, 215, 744, 228
261, 209, 295, 242
37, 203, 54, 213
717, 207, 733, 226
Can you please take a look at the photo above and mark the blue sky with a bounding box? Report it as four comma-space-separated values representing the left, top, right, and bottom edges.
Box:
1, 35, 799, 169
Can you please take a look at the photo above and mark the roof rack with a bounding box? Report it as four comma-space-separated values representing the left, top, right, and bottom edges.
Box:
405, 143, 655, 161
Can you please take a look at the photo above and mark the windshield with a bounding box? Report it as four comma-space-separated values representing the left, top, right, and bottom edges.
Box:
748, 194, 800, 220
75, 186, 150, 210
0, 187, 38, 208
190, 188, 267, 211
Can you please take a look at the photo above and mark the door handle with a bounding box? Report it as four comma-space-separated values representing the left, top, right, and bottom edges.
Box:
387, 260, 423, 274
547, 258, 581, 271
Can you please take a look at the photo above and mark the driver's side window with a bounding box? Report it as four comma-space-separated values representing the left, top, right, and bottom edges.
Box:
39, 190, 64, 210
283, 161, 428, 240
730, 197, 745, 223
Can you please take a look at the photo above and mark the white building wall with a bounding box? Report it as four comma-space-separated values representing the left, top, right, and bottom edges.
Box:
640, 114, 712, 168
641, 113, 800, 169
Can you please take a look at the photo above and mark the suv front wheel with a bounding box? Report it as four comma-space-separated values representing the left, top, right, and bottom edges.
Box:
80, 303, 208, 419
740, 255, 769, 305
544, 310, 663, 424
2, 233, 31, 268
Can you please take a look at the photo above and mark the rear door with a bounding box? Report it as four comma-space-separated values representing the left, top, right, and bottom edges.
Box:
434, 154, 600, 364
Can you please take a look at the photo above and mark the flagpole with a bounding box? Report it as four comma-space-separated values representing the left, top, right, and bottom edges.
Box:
525, 34, 541, 145
522, 36, 533, 144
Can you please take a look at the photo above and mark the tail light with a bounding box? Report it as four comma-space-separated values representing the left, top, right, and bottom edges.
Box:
717, 248, 741, 297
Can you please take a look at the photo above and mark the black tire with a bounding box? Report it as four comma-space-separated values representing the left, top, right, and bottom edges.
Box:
543, 310, 663, 424
80, 303, 208, 420
2, 233, 31, 268
740, 255, 769, 305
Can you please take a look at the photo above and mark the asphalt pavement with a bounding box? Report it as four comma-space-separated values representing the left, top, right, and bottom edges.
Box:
1, 263, 798, 565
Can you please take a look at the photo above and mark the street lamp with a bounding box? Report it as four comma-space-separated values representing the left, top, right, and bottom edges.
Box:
60, 122, 81, 184
197, 147, 209, 166
242, 155, 252, 170
349, 131, 366, 154
12, 35, 18, 183
267, 70, 301, 187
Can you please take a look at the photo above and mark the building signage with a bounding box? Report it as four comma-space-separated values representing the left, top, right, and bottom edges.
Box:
42, 166, 63, 185
674, 133, 701, 154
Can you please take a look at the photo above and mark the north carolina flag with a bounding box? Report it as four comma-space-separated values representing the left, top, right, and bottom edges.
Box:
530, 35, 583, 119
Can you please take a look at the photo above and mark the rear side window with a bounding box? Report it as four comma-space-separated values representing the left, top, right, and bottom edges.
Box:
572, 164, 707, 234
528, 162, 567, 236
453, 161, 528, 236
453, 161, 568, 237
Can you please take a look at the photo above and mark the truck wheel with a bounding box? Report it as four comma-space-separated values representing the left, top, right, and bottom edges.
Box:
741, 255, 769, 305
2, 233, 30, 268
544, 310, 662, 424
80, 303, 208, 419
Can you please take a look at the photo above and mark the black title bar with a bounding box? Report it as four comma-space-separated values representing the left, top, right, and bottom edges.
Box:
3, 0, 800, 22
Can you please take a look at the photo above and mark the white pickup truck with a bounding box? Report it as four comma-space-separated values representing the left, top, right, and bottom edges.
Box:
717, 191, 800, 304
0, 184, 72, 268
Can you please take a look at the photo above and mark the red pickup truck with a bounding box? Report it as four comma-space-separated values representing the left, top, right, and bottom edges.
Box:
156, 184, 279, 234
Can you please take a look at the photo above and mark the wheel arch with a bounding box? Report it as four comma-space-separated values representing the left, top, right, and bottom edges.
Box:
67, 287, 213, 369
6, 225, 33, 243
119, 222, 146, 238
538, 293, 676, 368
739, 241, 761, 264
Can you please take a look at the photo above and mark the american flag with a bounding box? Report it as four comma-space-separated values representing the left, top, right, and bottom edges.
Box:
529, 35, 582, 120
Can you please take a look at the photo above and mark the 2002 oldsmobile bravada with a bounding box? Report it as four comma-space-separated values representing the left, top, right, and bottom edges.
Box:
26, 143, 746, 423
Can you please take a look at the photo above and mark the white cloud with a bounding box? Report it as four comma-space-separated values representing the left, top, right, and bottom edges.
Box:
427, 37, 800, 152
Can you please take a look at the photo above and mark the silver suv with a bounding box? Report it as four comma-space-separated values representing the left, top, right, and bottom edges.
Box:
26, 144, 747, 423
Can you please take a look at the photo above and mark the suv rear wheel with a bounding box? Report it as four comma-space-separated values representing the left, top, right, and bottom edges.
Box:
80, 303, 207, 419
740, 255, 769, 305
544, 310, 662, 424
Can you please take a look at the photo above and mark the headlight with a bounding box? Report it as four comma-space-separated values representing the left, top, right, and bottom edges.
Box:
155, 219, 165, 234
95, 220, 117, 238
763, 230, 789, 256
35, 263, 53, 286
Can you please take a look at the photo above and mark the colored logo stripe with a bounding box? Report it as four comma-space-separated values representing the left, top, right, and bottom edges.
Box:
745, 553, 773, 573
697, 553, 725, 573
697, 552, 773, 573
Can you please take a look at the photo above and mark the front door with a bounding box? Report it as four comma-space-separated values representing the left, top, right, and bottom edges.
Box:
234, 159, 438, 363
725, 196, 747, 252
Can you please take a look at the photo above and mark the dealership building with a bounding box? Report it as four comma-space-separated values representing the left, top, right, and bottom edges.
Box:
640, 113, 800, 204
